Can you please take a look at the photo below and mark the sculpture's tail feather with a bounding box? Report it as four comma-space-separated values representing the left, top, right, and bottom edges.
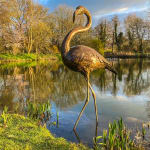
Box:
106, 65, 117, 75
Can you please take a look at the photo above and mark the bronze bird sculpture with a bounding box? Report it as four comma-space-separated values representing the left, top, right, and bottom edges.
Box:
61, 6, 117, 130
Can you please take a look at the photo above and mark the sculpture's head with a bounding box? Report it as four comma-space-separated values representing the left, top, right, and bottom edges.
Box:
73, 6, 87, 23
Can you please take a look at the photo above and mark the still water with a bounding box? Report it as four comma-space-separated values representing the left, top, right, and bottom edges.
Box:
0, 59, 150, 146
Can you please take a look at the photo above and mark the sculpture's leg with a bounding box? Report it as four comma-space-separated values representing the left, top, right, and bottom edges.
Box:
73, 129, 81, 143
73, 73, 90, 130
89, 83, 98, 136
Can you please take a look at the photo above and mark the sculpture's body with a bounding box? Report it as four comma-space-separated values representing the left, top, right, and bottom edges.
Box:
61, 6, 117, 130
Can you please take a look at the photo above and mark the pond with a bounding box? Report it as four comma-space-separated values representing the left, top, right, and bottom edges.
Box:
0, 59, 150, 146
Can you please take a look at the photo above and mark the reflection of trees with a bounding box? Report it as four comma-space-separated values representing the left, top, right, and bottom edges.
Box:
0, 63, 87, 112
50, 65, 86, 108
25, 64, 86, 108
112, 74, 117, 96
91, 69, 107, 91
0, 67, 25, 112
116, 60, 124, 81
0, 59, 150, 112
123, 59, 150, 96
91, 69, 118, 96
89, 59, 150, 96
25, 66, 55, 102
97, 59, 150, 96
0, 86, 14, 111
146, 101, 150, 118
145, 101, 150, 120
26, 64, 86, 108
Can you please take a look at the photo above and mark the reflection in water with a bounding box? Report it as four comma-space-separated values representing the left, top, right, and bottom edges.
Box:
73, 118, 98, 144
0, 63, 87, 112
91, 59, 150, 97
0, 59, 150, 145
50, 66, 86, 108
146, 101, 150, 118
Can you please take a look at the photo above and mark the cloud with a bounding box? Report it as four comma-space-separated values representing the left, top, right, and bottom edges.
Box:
38, 0, 150, 14
117, 7, 129, 12
94, 6, 149, 19
115, 95, 128, 101
38, 0, 150, 24
92, 0, 149, 17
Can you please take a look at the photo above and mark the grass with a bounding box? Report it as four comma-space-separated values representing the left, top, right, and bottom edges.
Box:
0, 61, 58, 70
0, 53, 61, 69
94, 118, 147, 150
0, 53, 59, 62
0, 61, 37, 69
0, 108, 149, 150
26, 100, 51, 123
0, 114, 89, 150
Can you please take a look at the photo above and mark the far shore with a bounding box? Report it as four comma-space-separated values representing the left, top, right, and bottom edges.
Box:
104, 52, 150, 59
0, 52, 149, 64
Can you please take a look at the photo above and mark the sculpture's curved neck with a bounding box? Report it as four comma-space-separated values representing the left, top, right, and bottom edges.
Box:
61, 10, 92, 56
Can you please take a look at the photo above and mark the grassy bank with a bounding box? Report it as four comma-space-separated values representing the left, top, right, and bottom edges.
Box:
0, 114, 89, 150
0, 53, 59, 62
0, 53, 61, 69
0, 113, 148, 150
0, 60, 59, 69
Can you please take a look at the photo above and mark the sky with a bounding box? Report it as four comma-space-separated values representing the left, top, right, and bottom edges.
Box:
38, 0, 150, 25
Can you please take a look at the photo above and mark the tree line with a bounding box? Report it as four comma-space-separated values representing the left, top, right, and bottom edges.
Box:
0, 0, 150, 55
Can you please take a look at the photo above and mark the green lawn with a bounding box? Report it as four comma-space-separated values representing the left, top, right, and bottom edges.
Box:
0, 114, 89, 150
0, 53, 59, 62
0, 53, 61, 69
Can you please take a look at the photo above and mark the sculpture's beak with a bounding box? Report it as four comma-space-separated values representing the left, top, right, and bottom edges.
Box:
73, 11, 76, 23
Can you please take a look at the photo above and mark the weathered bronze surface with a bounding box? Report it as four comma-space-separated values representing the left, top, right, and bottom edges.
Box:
61, 5, 117, 131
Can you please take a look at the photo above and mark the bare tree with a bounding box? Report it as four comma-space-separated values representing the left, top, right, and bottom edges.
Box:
0, 0, 52, 54
93, 18, 114, 53
125, 14, 148, 52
